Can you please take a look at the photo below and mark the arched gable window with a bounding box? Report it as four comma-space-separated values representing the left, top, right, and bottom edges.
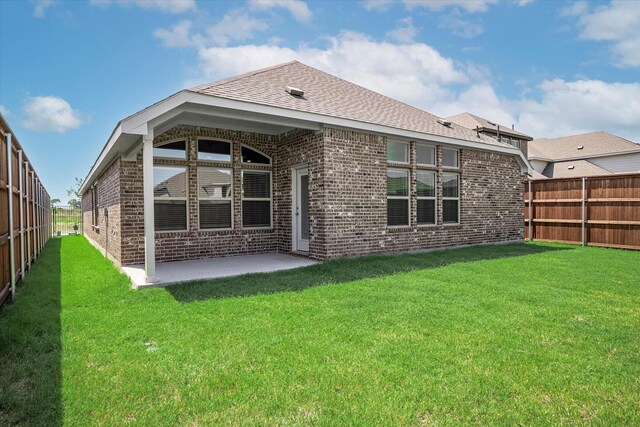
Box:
154, 140, 186, 159
241, 145, 271, 165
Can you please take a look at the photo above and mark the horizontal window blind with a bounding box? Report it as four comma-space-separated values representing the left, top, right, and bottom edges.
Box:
154, 200, 187, 231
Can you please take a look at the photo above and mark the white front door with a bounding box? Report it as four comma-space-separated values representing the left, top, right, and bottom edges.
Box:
293, 167, 310, 252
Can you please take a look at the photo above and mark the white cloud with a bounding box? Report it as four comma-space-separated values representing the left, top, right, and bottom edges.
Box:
90, 0, 196, 14
154, 20, 197, 47
362, 0, 394, 12
571, 1, 640, 67
0, 105, 9, 117
439, 10, 484, 38
386, 17, 418, 43
249, 0, 312, 22
517, 0, 534, 6
516, 79, 640, 140
22, 96, 86, 133
195, 31, 468, 107
207, 10, 268, 46
33, 0, 55, 18
561, 0, 587, 16
402, 0, 499, 13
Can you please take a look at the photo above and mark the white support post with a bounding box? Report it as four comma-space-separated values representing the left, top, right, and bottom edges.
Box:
7, 134, 16, 301
18, 150, 25, 281
25, 162, 31, 269
143, 133, 156, 282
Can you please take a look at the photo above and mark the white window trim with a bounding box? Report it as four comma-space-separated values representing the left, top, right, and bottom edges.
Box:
442, 147, 460, 169
153, 164, 189, 233
387, 140, 410, 164
241, 169, 273, 229
416, 143, 436, 167
387, 167, 410, 227
416, 170, 436, 226
197, 137, 233, 163
153, 138, 188, 160
442, 172, 460, 225
197, 166, 233, 231
240, 144, 272, 166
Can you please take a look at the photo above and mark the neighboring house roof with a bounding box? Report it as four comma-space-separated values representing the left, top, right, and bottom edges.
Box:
446, 112, 533, 140
190, 61, 512, 149
541, 159, 612, 179
80, 61, 529, 194
528, 131, 640, 161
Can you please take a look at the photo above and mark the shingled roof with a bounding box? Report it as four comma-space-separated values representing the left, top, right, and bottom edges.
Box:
446, 112, 533, 140
189, 61, 512, 149
529, 131, 640, 161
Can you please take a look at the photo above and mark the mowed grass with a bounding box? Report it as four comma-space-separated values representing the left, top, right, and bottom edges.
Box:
1, 237, 639, 426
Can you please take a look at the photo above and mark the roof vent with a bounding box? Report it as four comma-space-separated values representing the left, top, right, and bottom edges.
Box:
286, 86, 304, 96
577, 145, 584, 150
568, 165, 575, 170
437, 118, 452, 127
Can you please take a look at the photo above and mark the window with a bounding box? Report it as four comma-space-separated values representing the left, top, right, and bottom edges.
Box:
242, 170, 271, 228
443, 172, 459, 224
387, 140, 409, 163
154, 140, 186, 159
443, 148, 459, 168
198, 139, 231, 162
154, 166, 188, 231
387, 168, 409, 226
416, 171, 436, 225
91, 185, 99, 228
416, 144, 435, 166
198, 167, 232, 229
241, 146, 271, 164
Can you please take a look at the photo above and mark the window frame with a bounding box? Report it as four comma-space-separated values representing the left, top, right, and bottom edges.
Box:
387, 140, 409, 164
241, 169, 273, 229
442, 148, 460, 168
153, 138, 188, 160
153, 164, 189, 233
197, 166, 233, 231
386, 167, 410, 227
416, 170, 436, 226
240, 144, 272, 166
91, 184, 99, 230
442, 172, 460, 225
416, 143, 436, 167
197, 138, 232, 163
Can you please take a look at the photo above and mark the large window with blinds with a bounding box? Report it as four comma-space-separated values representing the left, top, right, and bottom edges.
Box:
198, 167, 232, 229
242, 170, 271, 228
154, 165, 188, 231
416, 171, 436, 225
443, 172, 460, 224
387, 168, 410, 226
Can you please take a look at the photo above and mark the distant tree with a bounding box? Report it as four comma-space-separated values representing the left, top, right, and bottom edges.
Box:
67, 177, 83, 210
51, 198, 61, 205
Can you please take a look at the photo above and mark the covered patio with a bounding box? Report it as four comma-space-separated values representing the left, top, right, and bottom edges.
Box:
122, 252, 317, 288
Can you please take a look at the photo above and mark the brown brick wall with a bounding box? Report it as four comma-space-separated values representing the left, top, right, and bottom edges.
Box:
81, 158, 122, 263
109, 124, 524, 265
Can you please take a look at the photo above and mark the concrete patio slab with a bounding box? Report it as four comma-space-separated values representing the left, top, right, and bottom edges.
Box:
122, 253, 317, 288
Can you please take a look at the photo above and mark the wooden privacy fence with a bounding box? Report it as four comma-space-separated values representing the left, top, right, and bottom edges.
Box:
525, 174, 640, 250
1, 114, 51, 307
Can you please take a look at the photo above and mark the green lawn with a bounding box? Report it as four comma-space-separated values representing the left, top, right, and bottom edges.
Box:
1, 237, 639, 426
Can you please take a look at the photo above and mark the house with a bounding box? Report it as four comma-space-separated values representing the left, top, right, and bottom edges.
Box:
446, 112, 533, 157
79, 61, 530, 283
528, 131, 640, 179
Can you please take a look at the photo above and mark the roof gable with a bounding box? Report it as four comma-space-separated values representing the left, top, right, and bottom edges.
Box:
446, 112, 533, 140
529, 131, 640, 160
189, 61, 512, 149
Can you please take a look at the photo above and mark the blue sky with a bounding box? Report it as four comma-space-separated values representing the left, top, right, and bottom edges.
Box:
1, 0, 639, 203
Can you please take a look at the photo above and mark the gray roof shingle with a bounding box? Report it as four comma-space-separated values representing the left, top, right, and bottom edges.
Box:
541, 159, 612, 179
446, 112, 533, 140
189, 61, 512, 149
529, 131, 640, 160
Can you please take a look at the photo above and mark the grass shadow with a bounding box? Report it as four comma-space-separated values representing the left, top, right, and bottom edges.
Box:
0, 238, 62, 426
167, 242, 574, 303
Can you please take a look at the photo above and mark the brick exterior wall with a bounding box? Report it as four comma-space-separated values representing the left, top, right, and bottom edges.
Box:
81, 158, 122, 263
86, 123, 525, 266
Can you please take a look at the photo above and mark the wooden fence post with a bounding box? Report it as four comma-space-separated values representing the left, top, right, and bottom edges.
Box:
528, 179, 534, 241
6, 133, 16, 301
581, 177, 586, 246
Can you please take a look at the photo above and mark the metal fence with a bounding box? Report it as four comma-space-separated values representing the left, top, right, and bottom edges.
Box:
1, 114, 51, 307
525, 173, 640, 250
51, 205, 82, 236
